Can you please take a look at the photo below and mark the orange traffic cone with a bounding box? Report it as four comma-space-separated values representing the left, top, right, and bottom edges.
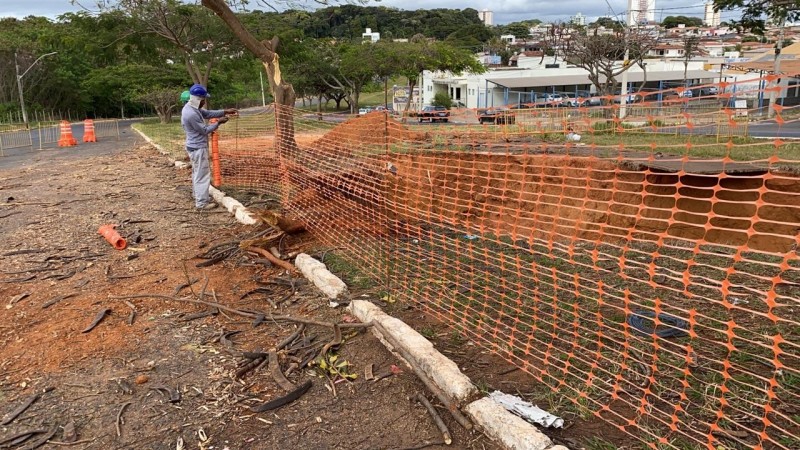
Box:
58, 120, 77, 147
83, 119, 96, 143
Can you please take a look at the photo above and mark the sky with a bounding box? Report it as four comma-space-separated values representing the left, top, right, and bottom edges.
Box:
0, 0, 744, 25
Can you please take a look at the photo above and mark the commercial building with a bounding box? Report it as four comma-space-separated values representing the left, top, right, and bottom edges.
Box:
419, 59, 719, 109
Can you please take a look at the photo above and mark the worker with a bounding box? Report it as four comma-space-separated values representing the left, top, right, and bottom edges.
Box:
181, 84, 237, 210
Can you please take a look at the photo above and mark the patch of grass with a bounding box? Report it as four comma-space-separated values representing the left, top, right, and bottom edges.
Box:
584, 436, 618, 450
418, 326, 436, 339
583, 131, 800, 162
321, 252, 376, 291
134, 120, 185, 160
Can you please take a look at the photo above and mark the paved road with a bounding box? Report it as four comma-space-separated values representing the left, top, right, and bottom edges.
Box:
0, 119, 141, 170
742, 119, 800, 138
664, 118, 800, 139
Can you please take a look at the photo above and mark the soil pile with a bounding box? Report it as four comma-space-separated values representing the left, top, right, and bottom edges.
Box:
310, 112, 425, 153
386, 151, 800, 254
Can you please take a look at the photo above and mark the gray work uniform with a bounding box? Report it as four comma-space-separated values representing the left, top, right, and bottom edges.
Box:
180, 103, 225, 208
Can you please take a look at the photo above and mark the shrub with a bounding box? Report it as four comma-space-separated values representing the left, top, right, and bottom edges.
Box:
432, 92, 453, 109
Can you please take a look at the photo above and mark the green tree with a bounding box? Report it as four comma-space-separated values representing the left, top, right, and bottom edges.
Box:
88, 1, 238, 87
395, 36, 485, 115
318, 41, 383, 113
662, 16, 704, 29
590, 17, 623, 31
713, 0, 800, 33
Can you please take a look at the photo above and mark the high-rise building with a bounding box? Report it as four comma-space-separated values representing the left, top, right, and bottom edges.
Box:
627, 0, 655, 26
571, 12, 586, 27
704, 2, 721, 27
478, 9, 493, 26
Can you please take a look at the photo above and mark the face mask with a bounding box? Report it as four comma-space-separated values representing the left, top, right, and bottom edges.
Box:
188, 95, 203, 108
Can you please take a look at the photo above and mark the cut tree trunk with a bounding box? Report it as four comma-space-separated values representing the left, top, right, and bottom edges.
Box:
202, 0, 297, 156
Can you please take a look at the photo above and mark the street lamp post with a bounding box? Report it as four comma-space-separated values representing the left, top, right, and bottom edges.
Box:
14, 51, 57, 128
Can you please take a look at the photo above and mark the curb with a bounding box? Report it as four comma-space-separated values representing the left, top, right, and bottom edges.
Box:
134, 127, 259, 226
290, 255, 567, 450
295, 253, 348, 300
132, 127, 189, 169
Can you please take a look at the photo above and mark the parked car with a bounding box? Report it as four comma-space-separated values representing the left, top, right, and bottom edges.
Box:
358, 107, 373, 116
612, 91, 641, 104
693, 85, 719, 97
413, 105, 450, 122
561, 94, 589, 107
478, 108, 516, 125
543, 93, 563, 102
533, 93, 565, 108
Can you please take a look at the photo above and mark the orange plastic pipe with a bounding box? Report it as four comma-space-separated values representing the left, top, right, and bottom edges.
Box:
210, 118, 222, 187
98, 224, 127, 250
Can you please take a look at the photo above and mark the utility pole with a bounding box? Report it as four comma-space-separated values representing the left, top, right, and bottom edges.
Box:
769, 9, 787, 118
15, 51, 57, 128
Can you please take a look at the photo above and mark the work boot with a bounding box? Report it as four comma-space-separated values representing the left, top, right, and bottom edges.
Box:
197, 203, 218, 211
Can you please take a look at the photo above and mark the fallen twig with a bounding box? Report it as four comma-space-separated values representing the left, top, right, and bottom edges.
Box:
115, 402, 131, 437
244, 247, 297, 273
389, 441, 446, 450
8, 292, 31, 307
0, 429, 46, 447
269, 351, 295, 391
150, 386, 181, 403
249, 380, 312, 413
173, 277, 199, 296
17, 426, 57, 450
42, 293, 78, 309
81, 308, 111, 333
180, 308, 218, 322
276, 324, 305, 351
1, 388, 53, 425
195, 250, 234, 268
0, 275, 35, 283
235, 355, 267, 379
47, 439, 96, 446
416, 394, 452, 445
122, 300, 137, 325
1, 249, 44, 257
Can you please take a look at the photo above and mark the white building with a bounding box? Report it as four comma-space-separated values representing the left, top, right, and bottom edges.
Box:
628, 0, 656, 26
478, 9, 493, 26
704, 2, 721, 27
419, 60, 716, 109
362, 28, 380, 43
500, 34, 516, 45
571, 12, 586, 27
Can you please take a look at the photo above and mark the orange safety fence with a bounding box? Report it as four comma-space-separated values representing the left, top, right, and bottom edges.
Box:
213, 77, 799, 450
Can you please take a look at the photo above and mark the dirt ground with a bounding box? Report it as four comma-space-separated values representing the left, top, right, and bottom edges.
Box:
0, 137, 504, 450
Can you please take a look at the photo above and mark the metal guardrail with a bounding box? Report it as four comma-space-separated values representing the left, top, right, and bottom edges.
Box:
95, 119, 120, 140
0, 119, 123, 156
0, 129, 33, 156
